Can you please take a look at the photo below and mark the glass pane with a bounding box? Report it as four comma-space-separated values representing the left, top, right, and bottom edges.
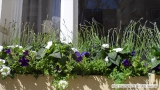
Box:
78, 0, 160, 35
22, 0, 61, 34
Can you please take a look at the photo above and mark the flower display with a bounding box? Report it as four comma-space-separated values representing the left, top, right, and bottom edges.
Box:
75, 51, 89, 62
45, 41, 53, 49
0, 45, 3, 52
19, 56, 29, 66
0, 65, 11, 76
101, 44, 109, 50
122, 59, 132, 67
58, 80, 68, 89
113, 48, 123, 52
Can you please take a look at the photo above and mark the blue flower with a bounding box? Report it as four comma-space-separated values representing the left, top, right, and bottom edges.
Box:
122, 59, 132, 67
19, 56, 29, 66
23, 50, 29, 56
131, 51, 136, 56
75, 51, 90, 62
5, 48, 11, 54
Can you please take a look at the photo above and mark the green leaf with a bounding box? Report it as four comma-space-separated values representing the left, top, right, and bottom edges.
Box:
151, 60, 160, 69
152, 47, 160, 52
108, 52, 121, 66
49, 52, 61, 59
108, 52, 117, 60
36, 48, 47, 59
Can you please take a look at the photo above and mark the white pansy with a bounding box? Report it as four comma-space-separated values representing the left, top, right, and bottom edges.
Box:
0, 45, 3, 52
71, 48, 78, 52
105, 56, 109, 63
7, 45, 22, 48
58, 80, 68, 89
0, 66, 11, 76
113, 48, 123, 52
151, 57, 156, 62
45, 41, 53, 49
32, 51, 37, 55
101, 44, 109, 50
0, 59, 5, 64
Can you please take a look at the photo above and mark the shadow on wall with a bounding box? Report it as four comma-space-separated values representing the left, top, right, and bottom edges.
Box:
0, 75, 150, 90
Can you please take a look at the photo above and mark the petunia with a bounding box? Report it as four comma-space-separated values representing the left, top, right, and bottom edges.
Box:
131, 51, 136, 56
58, 80, 68, 89
19, 56, 29, 66
23, 50, 29, 56
105, 56, 109, 63
113, 48, 123, 52
0, 59, 5, 66
101, 44, 109, 50
75, 51, 89, 62
0, 45, 3, 52
151, 57, 156, 62
0, 65, 11, 76
5, 48, 11, 54
122, 59, 132, 67
71, 48, 78, 52
45, 41, 53, 49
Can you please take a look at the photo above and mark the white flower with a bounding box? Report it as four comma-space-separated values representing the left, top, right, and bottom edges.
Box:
0, 66, 11, 76
7, 45, 22, 48
45, 41, 53, 49
101, 44, 109, 50
71, 48, 78, 52
32, 51, 37, 55
105, 56, 109, 63
0, 45, 3, 52
0, 59, 5, 64
113, 48, 123, 52
151, 57, 156, 62
58, 80, 68, 89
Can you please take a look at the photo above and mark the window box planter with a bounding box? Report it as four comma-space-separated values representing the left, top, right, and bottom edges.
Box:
0, 74, 158, 90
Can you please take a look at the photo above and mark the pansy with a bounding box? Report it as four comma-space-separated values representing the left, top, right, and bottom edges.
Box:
151, 57, 156, 62
122, 59, 132, 67
56, 65, 61, 73
113, 48, 123, 52
19, 56, 29, 66
5, 48, 11, 54
105, 56, 109, 63
131, 51, 136, 56
75, 51, 89, 62
0, 59, 5, 66
0, 45, 3, 52
71, 48, 78, 52
0, 65, 11, 76
45, 41, 53, 49
101, 44, 109, 50
23, 50, 29, 56
58, 80, 68, 89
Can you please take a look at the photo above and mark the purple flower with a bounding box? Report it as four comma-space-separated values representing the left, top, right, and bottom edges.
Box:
75, 51, 90, 62
5, 48, 11, 54
122, 59, 132, 67
131, 51, 136, 56
56, 65, 61, 72
23, 50, 29, 56
144, 62, 148, 66
19, 56, 29, 66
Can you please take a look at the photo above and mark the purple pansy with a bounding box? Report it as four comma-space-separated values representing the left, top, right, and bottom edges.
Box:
131, 51, 136, 56
56, 65, 61, 72
19, 56, 29, 66
5, 48, 11, 54
122, 58, 132, 67
23, 50, 29, 56
75, 51, 90, 62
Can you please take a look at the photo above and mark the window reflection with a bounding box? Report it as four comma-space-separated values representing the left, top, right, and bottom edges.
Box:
79, 0, 160, 35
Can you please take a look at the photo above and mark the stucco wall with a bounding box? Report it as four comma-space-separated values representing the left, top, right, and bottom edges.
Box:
0, 74, 158, 90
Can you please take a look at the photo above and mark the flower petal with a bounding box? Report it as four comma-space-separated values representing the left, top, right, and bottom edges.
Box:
81, 52, 89, 57
75, 52, 81, 57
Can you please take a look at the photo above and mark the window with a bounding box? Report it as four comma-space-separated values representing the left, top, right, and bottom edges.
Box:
130, 0, 136, 13
121, 7, 126, 19
22, 0, 61, 34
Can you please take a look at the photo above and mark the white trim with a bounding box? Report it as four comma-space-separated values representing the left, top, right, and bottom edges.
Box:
60, 0, 78, 45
